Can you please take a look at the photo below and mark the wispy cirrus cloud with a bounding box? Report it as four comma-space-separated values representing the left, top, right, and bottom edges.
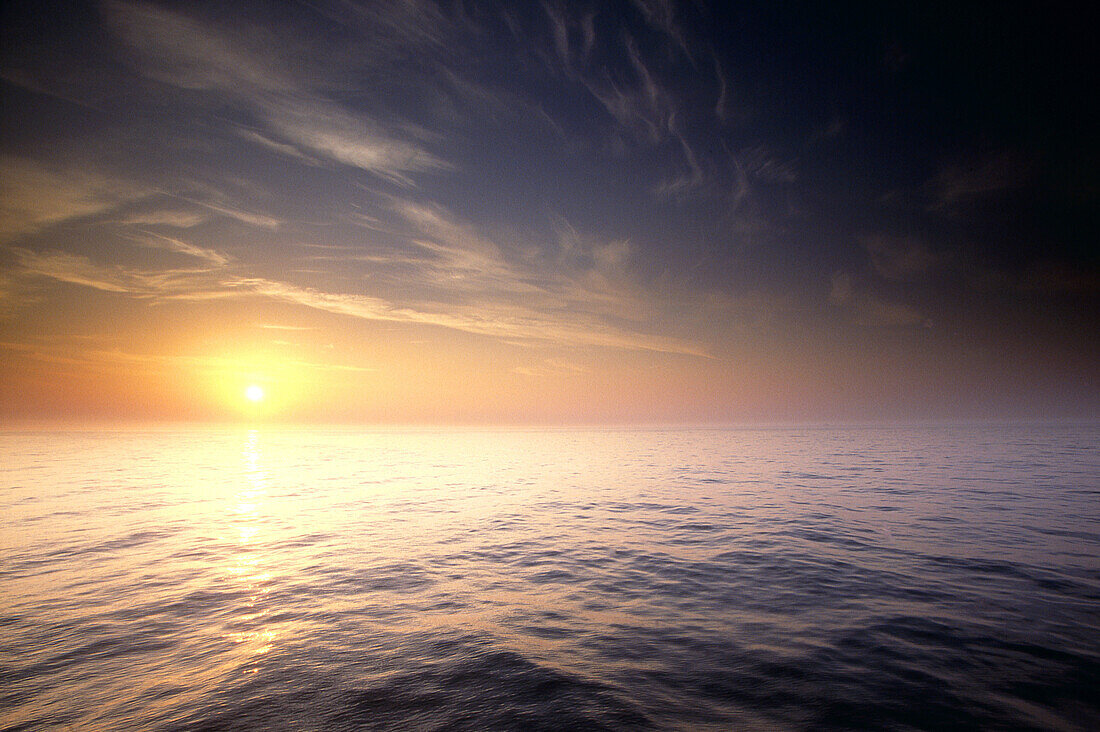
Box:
169, 194, 282, 231
343, 200, 707, 354
512, 357, 589, 378
527, 3, 795, 209
580, 31, 677, 145
829, 270, 925, 327
10, 234, 708, 356
0, 157, 148, 241
0, 338, 374, 376
860, 235, 939, 281
103, 0, 451, 185
9, 247, 228, 298
310, 0, 453, 57
389, 200, 673, 328
930, 151, 1029, 209
101, 0, 294, 92
524, 3, 709, 194
258, 323, 314, 331
262, 100, 450, 185
391, 201, 541, 294
712, 53, 733, 123
109, 208, 210, 228
124, 231, 230, 266
233, 275, 708, 356
630, 0, 693, 62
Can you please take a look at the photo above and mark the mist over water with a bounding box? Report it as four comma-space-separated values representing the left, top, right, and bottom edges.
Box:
2, 426, 1098, 730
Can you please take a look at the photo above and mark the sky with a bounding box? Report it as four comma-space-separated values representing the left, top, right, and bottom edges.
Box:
1, 0, 1097, 424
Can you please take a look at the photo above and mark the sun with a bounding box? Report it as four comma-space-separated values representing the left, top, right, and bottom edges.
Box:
245, 384, 265, 403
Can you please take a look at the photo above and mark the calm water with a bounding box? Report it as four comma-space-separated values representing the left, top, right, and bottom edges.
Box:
1, 426, 1098, 730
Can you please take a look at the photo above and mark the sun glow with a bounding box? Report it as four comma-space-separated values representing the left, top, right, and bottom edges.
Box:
245, 384, 265, 402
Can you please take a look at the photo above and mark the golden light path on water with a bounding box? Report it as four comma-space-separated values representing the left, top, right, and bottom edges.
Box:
224, 431, 277, 662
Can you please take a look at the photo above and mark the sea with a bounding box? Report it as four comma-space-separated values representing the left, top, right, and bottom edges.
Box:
1, 425, 1098, 730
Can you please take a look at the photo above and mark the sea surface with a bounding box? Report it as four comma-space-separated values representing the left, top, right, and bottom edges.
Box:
1, 425, 1098, 730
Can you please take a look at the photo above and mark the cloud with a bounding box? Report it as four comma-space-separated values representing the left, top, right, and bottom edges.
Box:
262, 100, 450, 185
7, 2, 786, 360
13, 248, 148, 294
0, 157, 147, 240
379, 202, 705, 353
579, 28, 681, 148
125, 231, 230, 265
312, 0, 451, 57
830, 270, 924, 327
431, 67, 549, 130
809, 116, 846, 143
0, 67, 108, 112
195, 202, 281, 230
10, 247, 226, 298
860, 235, 939, 281
512, 358, 589, 378
391, 200, 539, 295
233, 274, 707, 355
739, 145, 797, 184
102, 0, 293, 92
580, 10, 597, 61
713, 53, 732, 122
851, 294, 925, 327
0, 339, 373, 376
931, 151, 1028, 208
525, 5, 707, 189
111, 208, 210, 228
165, 191, 282, 230
104, 0, 450, 184
573, 33, 710, 195
233, 128, 322, 166
543, 2, 571, 68
630, 0, 693, 62
10, 237, 708, 356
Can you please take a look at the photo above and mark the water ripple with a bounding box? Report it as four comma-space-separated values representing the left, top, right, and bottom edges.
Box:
1, 425, 1098, 730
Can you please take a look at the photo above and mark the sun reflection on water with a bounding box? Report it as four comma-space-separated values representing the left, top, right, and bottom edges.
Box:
224, 430, 277, 660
